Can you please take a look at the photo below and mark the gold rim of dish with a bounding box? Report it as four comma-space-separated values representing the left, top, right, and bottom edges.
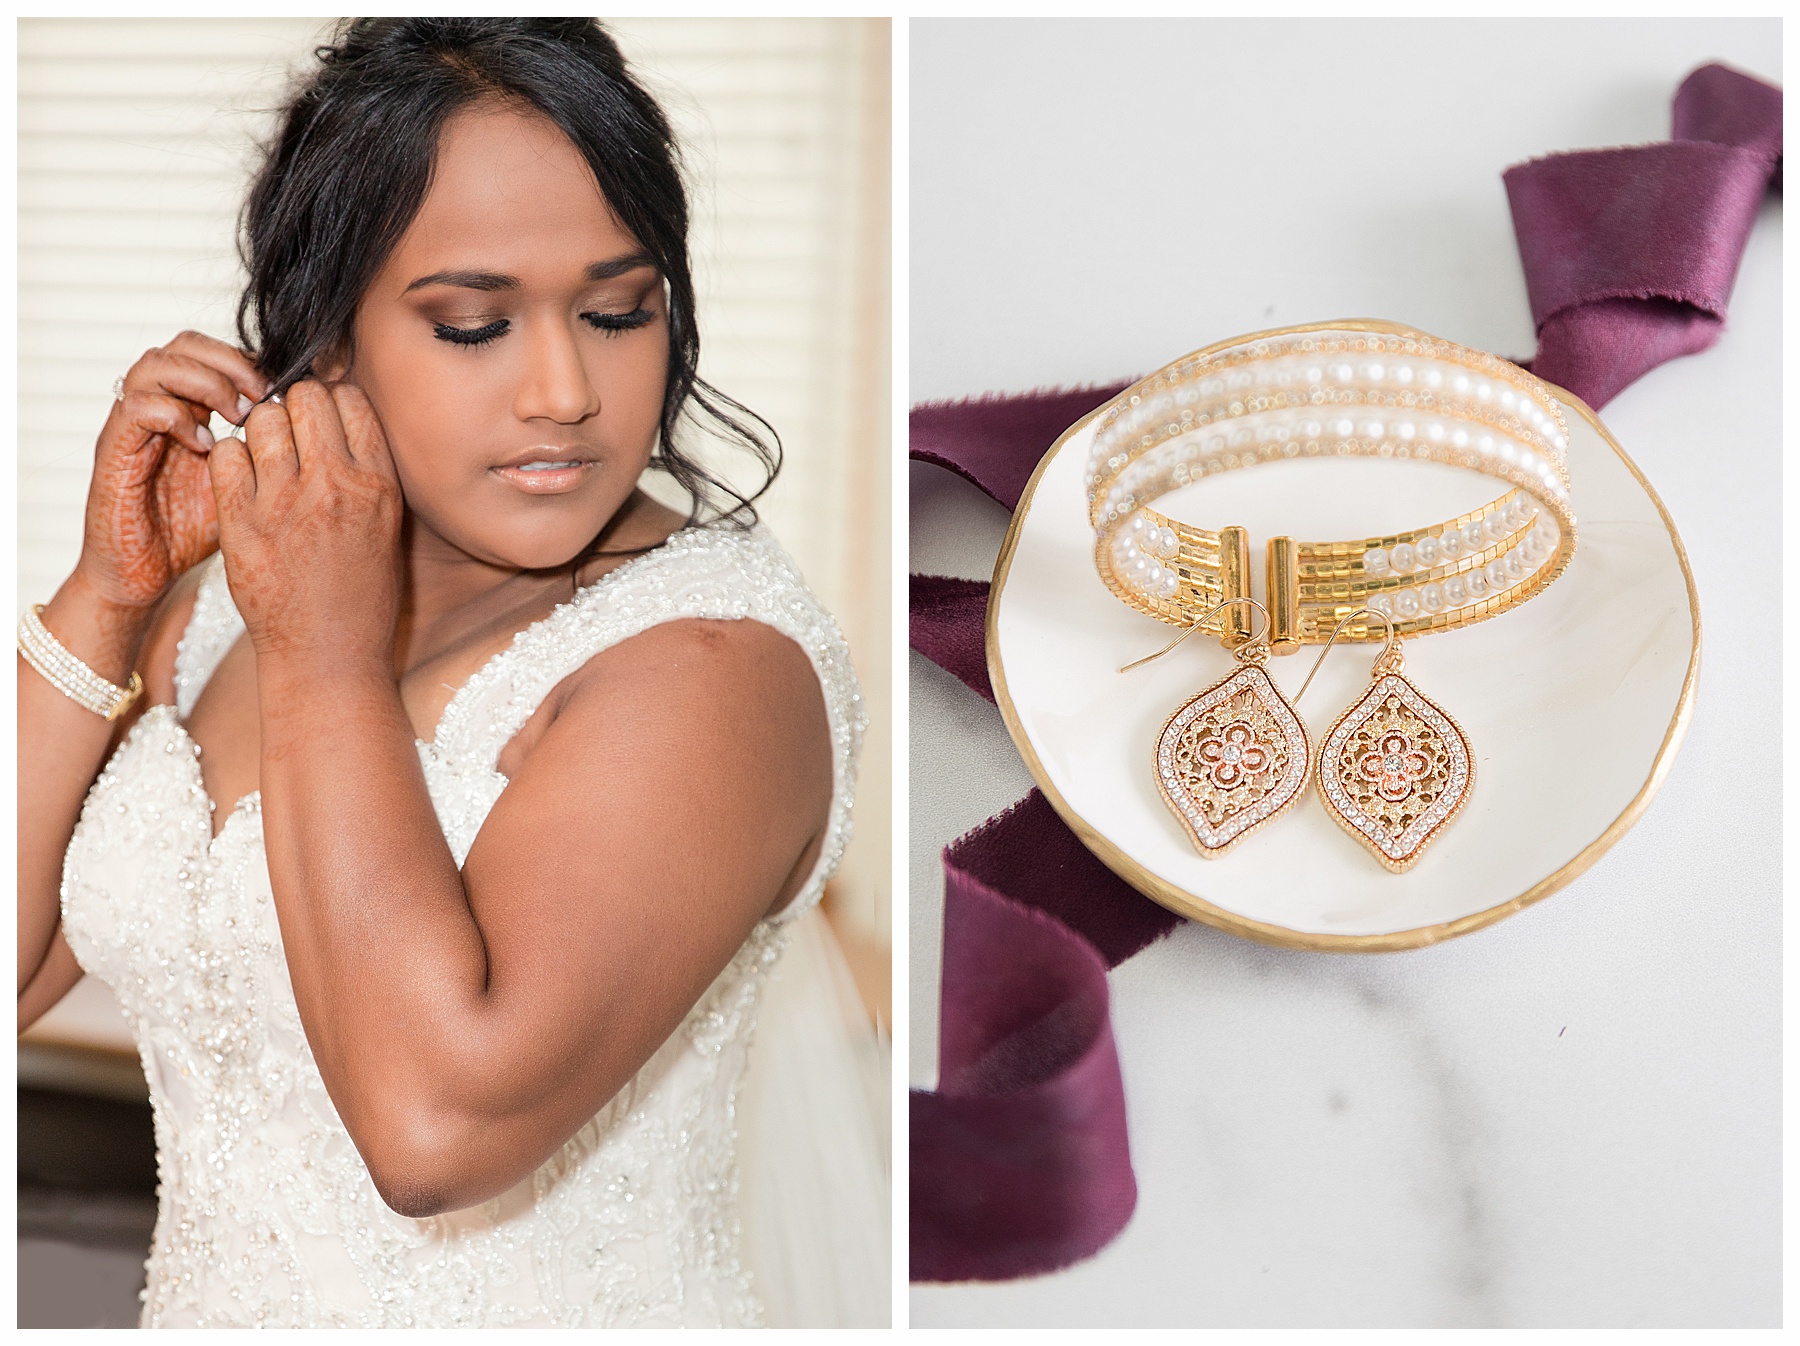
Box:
983, 318, 1703, 953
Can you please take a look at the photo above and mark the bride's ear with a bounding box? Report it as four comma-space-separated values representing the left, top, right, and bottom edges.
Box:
313, 339, 353, 385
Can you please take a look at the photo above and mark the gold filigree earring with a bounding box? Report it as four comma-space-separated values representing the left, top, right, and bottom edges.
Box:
1122, 598, 1311, 859
1297, 608, 1474, 873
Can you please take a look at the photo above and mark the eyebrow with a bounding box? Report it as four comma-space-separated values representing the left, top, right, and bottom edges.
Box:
404, 252, 658, 294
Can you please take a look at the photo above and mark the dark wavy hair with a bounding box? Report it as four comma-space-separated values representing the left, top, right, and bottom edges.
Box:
236, 17, 779, 535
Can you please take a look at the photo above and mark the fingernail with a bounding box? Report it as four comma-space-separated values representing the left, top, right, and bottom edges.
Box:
236, 395, 253, 421
196, 424, 214, 451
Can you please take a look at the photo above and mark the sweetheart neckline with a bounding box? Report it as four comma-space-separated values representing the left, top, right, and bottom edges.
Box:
139, 705, 790, 923
139, 704, 505, 849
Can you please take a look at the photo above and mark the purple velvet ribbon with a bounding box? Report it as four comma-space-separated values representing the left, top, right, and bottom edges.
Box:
910, 63, 1778, 1285
1507, 63, 1782, 409
910, 790, 1179, 1281
908, 389, 1180, 1282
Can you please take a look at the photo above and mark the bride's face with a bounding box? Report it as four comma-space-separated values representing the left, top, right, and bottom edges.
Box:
344, 103, 670, 570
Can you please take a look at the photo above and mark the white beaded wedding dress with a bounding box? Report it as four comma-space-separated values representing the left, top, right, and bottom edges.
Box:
57, 525, 889, 1328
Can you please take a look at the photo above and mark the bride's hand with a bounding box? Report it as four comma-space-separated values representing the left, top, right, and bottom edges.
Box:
210, 379, 404, 670
78, 332, 268, 611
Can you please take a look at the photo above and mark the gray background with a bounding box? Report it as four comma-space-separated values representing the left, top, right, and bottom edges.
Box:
909, 18, 1780, 1327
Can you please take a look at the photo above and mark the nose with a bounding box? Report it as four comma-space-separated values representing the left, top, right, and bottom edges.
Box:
512, 313, 599, 425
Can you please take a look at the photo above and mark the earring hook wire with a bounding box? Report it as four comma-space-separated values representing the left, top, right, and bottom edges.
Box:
1295, 606, 1400, 703
1118, 597, 1272, 673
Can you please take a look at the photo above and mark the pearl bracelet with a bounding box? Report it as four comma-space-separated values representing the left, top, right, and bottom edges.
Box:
18, 603, 144, 721
1087, 322, 1578, 650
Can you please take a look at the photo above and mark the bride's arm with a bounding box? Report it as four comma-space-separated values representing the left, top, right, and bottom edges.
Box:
221, 382, 833, 1219
19, 332, 264, 1009
16, 574, 199, 1029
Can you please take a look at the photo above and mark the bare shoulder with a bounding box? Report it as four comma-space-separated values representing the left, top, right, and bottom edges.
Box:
590, 614, 818, 689
479, 614, 835, 919
504, 614, 832, 808
570, 616, 827, 752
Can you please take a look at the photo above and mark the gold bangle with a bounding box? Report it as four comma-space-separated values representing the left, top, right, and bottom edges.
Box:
18, 604, 144, 721
1088, 325, 1578, 649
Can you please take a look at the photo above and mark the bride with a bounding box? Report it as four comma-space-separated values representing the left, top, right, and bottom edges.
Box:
17, 18, 886, 1328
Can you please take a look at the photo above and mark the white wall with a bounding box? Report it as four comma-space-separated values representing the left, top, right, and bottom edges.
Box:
19, 17, 890, 1048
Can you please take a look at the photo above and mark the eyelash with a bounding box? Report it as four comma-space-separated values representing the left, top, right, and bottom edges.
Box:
431, 308, 655, 348
583, 307, 655, 335
433, 319, 508, 347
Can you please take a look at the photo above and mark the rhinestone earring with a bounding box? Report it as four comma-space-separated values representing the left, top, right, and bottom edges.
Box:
1122, 597, 1312, 859
1296, 608, 1474, 873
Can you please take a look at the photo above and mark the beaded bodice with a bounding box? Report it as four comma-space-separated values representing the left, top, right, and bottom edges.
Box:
58, 526, 863, 1327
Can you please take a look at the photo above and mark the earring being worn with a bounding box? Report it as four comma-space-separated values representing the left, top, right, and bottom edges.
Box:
1123, 598, 1311, 859
1297, 608, 1473, 873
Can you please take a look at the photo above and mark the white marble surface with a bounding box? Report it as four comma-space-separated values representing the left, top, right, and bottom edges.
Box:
908, 19, 1780, 1327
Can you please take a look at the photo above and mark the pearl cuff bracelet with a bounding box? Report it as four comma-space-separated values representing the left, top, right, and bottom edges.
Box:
19, 604, 144, 721
1088, 324, 1578, 650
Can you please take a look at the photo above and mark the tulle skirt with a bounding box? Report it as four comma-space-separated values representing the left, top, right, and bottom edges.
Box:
736, 906, 891, 1326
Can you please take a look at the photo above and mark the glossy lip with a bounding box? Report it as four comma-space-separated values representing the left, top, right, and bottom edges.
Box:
489, 446, 598, 495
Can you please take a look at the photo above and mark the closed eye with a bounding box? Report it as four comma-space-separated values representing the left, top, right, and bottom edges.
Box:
433, 319, 509, 347
581, 307, 655, 336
